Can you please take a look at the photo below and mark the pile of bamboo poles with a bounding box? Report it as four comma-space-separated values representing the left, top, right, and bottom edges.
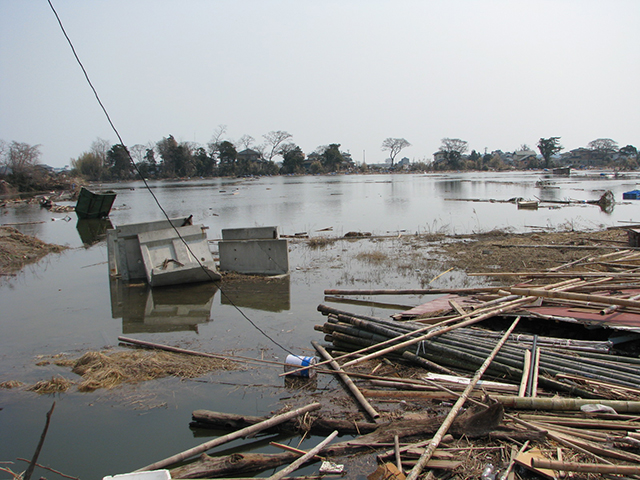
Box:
316, 304, 640, 400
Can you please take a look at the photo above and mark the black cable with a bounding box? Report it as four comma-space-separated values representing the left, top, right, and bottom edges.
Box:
47, 0, 295, 356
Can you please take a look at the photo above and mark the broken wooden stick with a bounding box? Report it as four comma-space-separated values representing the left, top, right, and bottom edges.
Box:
311, 340, 381, 422
405, 316, 520, 480
24, 402, 55, 480
531, 458, 640, 474
266, 430, 338, 480
136, 402, 321, 472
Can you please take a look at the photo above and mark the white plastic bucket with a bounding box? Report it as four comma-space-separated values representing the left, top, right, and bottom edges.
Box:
284, 354, 317, 378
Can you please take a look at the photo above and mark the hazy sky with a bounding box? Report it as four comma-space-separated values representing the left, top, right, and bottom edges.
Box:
1, 1, 638, 168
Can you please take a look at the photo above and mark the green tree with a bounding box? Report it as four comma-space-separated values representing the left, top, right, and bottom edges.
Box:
107, 144, 133, 180
280, 144, 305, 174
135, 148, 158, 178
468, 150, 482, 169
320, 144, 345, 172
156, 135, 179, 177
588, 138, 618, 166
537, 137, 563, 168
620, 145, 638, 158
440, 138, 468, 170
72, 151, 103, 181
156, 135, 196, 177
381, 138, 411, 167
193, 147, 216, 177
217, 141, 237, 176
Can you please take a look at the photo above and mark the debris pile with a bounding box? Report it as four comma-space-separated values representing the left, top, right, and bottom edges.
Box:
158, 229, 640, 479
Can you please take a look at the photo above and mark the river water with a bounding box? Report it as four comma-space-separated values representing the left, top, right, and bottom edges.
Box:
1, 170, 639, 478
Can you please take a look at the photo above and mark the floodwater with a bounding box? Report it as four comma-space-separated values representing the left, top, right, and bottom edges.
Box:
1, 170, 639, 479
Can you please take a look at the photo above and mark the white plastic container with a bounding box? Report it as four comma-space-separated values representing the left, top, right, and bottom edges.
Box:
103, 470, 171, 480
284, 354, 317, 378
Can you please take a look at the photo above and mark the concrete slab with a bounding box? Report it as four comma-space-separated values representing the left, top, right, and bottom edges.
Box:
222, 226, 279, 240
219, 238, 289, 275
137, 224, 221, 287
107, 217, 192, 280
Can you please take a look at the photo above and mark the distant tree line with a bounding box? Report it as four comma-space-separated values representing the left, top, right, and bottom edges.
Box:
1, 132, 638, 191
428, 137, 638, 172
68, 128, 363, 181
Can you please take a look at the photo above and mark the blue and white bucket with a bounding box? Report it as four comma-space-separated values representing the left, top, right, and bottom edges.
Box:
284, 354, 317, 378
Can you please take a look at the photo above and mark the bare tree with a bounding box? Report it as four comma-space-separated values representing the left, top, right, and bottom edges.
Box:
381, 138, 411, 167
129, 144, 147, 164
7, 141, 41, 174
263, 130, 293, 161
588, 138, 619, 152
91, 138, 111, 169
207, 124, 228, 158
237, 135, 255, 150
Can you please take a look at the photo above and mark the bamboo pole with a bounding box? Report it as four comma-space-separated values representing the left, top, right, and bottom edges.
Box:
136, 403, 322, 472
269, 442, 323, 461
394, 435, 402, 474
472, 271, 640, 278
341, 299, 532, 370
429, 267, 454, 283
266, 430, 338, 480
530, 458, 640, 475
531, 346, 540, 398
518, 415, 640, 430
508, 287, 640, 308
405, 316, 520, 480
323, 287, 501, 296
119, 336, 245, 364
600, 293, 640, 315
283, 295, 530, 377
493, 397, 640, 412
518, 350, 531, 397
311, 341, 381, 422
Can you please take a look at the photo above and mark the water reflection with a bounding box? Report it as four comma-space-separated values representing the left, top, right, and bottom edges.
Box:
220, 275, 290, 312
76, 218, 113, 247
110, 279, 217, 333
435, 178, 463, 196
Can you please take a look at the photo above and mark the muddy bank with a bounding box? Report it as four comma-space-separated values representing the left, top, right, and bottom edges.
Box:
434, 228, 629, 280
0, 226, 67, 274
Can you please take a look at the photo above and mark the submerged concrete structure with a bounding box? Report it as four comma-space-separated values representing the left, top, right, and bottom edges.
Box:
218, 226, 289, 275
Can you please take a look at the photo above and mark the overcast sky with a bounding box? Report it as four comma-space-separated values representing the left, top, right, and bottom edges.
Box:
1, 0, 638, 168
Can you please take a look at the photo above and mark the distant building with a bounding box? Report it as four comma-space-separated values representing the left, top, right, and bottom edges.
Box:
561, 148, 599, 167
512, 149, 537, 163
512, 149, 538, 168
236, 148, 262, 163
397, 157, 410, 167
433, 151, 447, 164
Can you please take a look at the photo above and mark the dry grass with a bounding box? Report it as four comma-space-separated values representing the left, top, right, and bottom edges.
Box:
0, 380, 25, 389
12, 348, 242, 395
435, 228, 629, 283
26, 375, 74, 394
66, 349, 241, 392
0, 226, 66, 274
355, 250, 388, 264
307, 236, 337, 249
